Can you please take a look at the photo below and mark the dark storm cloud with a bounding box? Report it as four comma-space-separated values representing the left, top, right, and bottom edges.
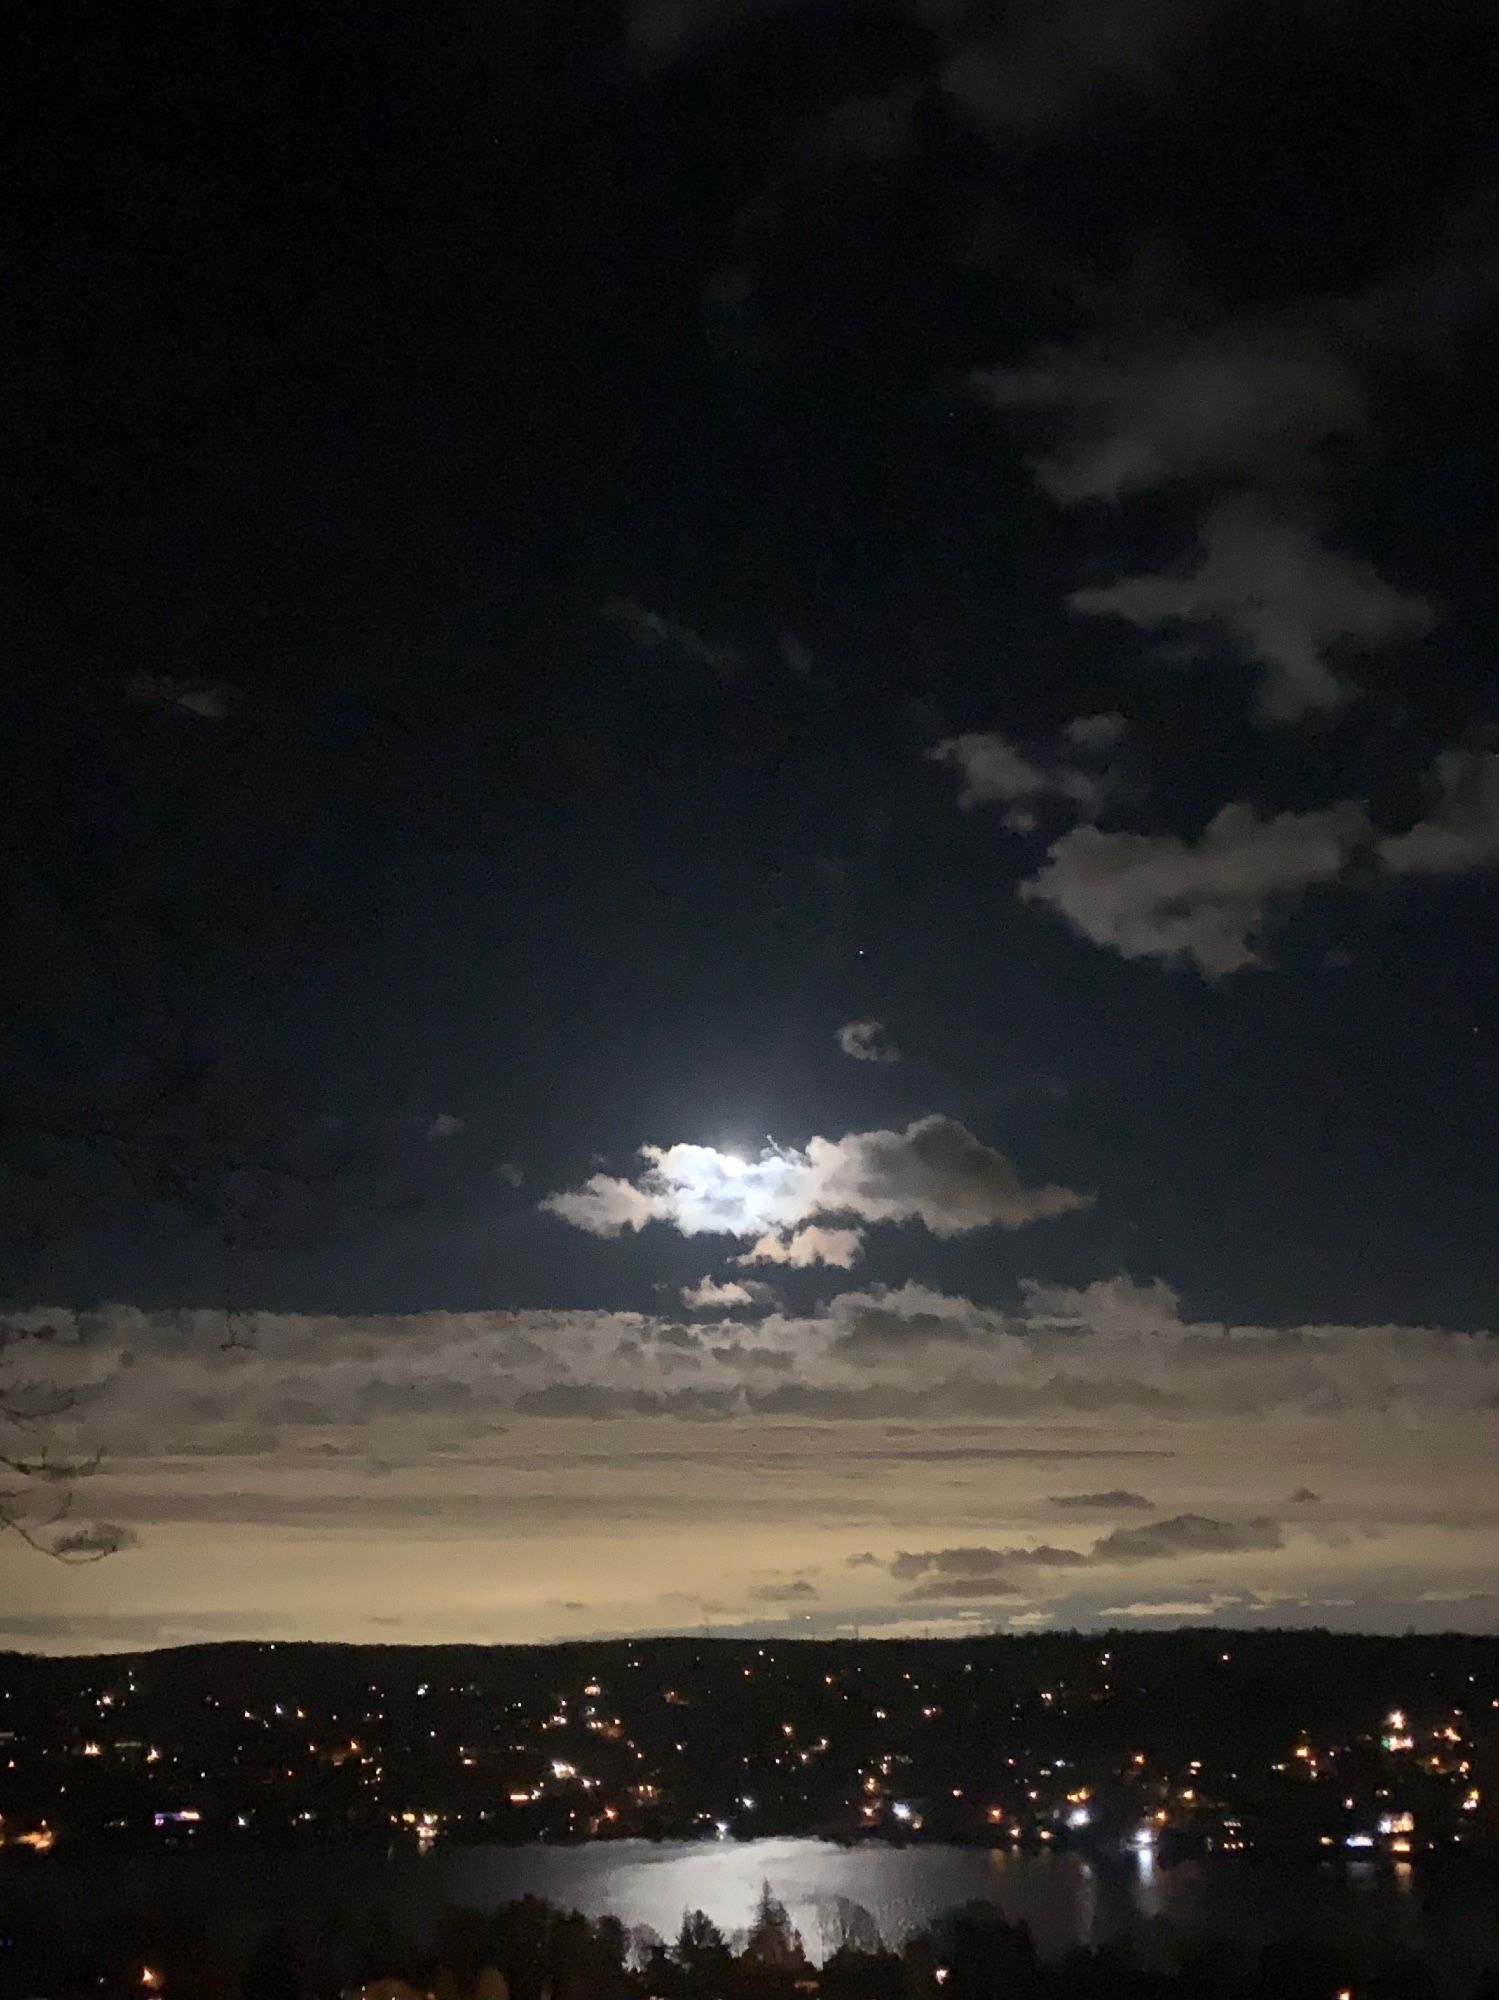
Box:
1049, 1488, 1152, 1510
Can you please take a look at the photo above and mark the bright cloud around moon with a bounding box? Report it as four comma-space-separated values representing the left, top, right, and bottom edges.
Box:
540, 1114, 1091, 1252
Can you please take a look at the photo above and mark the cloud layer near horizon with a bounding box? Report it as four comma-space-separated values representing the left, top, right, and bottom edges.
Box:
4, 1277, 1495, 1651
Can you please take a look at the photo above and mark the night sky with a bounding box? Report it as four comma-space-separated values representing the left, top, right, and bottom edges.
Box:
3, 0, 1497, 1649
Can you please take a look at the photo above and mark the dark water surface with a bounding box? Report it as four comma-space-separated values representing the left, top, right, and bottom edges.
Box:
6, 1839, 1499, 1993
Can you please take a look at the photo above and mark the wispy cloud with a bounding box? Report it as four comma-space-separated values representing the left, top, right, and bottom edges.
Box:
126, 673, 235, 720
1069, 501, 1434, 720
928, 716, 1124, 816
1379, 752, 1499, 875
603, 598, 741, 678
836, 1019, 900, 1064
978, 320, 1366, 507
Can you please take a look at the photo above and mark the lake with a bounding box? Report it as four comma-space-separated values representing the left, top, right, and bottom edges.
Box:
7, 1839, 1499, 1995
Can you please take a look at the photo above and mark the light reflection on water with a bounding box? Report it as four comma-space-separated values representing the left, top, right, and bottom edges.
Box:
395, 1837, 1479, 1977
12, 1837, 1498, 1992
420, 1837, 1154, 1957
